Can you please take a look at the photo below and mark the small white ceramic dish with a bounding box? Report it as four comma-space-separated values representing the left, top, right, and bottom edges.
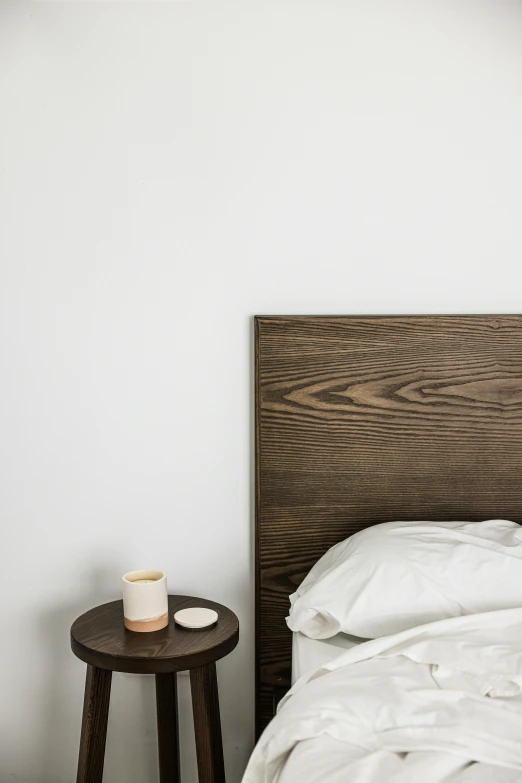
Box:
174, 607, 218, 629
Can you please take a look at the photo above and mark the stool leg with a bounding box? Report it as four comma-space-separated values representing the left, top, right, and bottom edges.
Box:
155, 673, 181, 783
76, 665, 112, 783
190, 663, 225, 783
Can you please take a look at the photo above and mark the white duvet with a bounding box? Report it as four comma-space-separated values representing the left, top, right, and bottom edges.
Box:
243, 609, 522, 783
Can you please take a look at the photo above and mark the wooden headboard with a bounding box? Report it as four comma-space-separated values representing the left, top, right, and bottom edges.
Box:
255, 315, 522, 736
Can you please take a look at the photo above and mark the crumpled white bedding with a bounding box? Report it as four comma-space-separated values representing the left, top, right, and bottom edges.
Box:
243, 609, 522, 783
291, 631, 364, 683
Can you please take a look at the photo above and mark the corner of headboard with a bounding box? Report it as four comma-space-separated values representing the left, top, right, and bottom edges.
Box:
254, 314, 522, 737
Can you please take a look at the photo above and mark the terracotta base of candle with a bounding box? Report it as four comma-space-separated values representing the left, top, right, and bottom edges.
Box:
124, 612, 169, 632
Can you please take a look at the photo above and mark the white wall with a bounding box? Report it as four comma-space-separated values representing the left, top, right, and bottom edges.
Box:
1, 1, 522, 781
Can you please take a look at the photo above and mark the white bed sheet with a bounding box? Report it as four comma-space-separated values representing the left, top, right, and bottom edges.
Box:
246, 609, 522, 783
291, 630, 365, 684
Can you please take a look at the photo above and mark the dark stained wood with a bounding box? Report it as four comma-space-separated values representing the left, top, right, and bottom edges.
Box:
76, 665, 112, 783
156, 673, 180, 783
255, 315, 522, 736
190, 663, 226, 783
72, 596, 238, 783
71, 595, 239, 674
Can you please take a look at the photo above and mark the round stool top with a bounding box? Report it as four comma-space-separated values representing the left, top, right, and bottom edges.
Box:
71, 595, 239, 674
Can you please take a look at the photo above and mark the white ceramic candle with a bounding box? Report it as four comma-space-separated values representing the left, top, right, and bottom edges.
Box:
122, 569, 168, 632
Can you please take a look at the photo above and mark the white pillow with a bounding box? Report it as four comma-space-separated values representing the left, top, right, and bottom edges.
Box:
287, 519, 522, 639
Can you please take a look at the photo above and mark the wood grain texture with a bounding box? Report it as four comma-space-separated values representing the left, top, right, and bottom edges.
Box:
190, 663, 226, 783
156, 673, 180, 783
255, 315, 522, 736
76, 665, 112, 783
71, 595, 239, 674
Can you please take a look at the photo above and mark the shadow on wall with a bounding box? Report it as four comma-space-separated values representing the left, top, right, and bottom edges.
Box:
36, 566, 204, 783
37, 566, 111, 782
37, 566, 158, 783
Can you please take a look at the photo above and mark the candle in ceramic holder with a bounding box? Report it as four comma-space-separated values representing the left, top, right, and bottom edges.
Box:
122, 569, 168, 632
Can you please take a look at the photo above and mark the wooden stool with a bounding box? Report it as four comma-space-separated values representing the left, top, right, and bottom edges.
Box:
70, 595, 239, 783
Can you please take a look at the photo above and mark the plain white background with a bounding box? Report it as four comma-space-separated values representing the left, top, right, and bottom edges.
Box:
1, 1, 522, 781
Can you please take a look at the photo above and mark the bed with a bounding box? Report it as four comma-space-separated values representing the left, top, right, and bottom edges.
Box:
251, 315, 522, 781
291, 630, 364, 684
